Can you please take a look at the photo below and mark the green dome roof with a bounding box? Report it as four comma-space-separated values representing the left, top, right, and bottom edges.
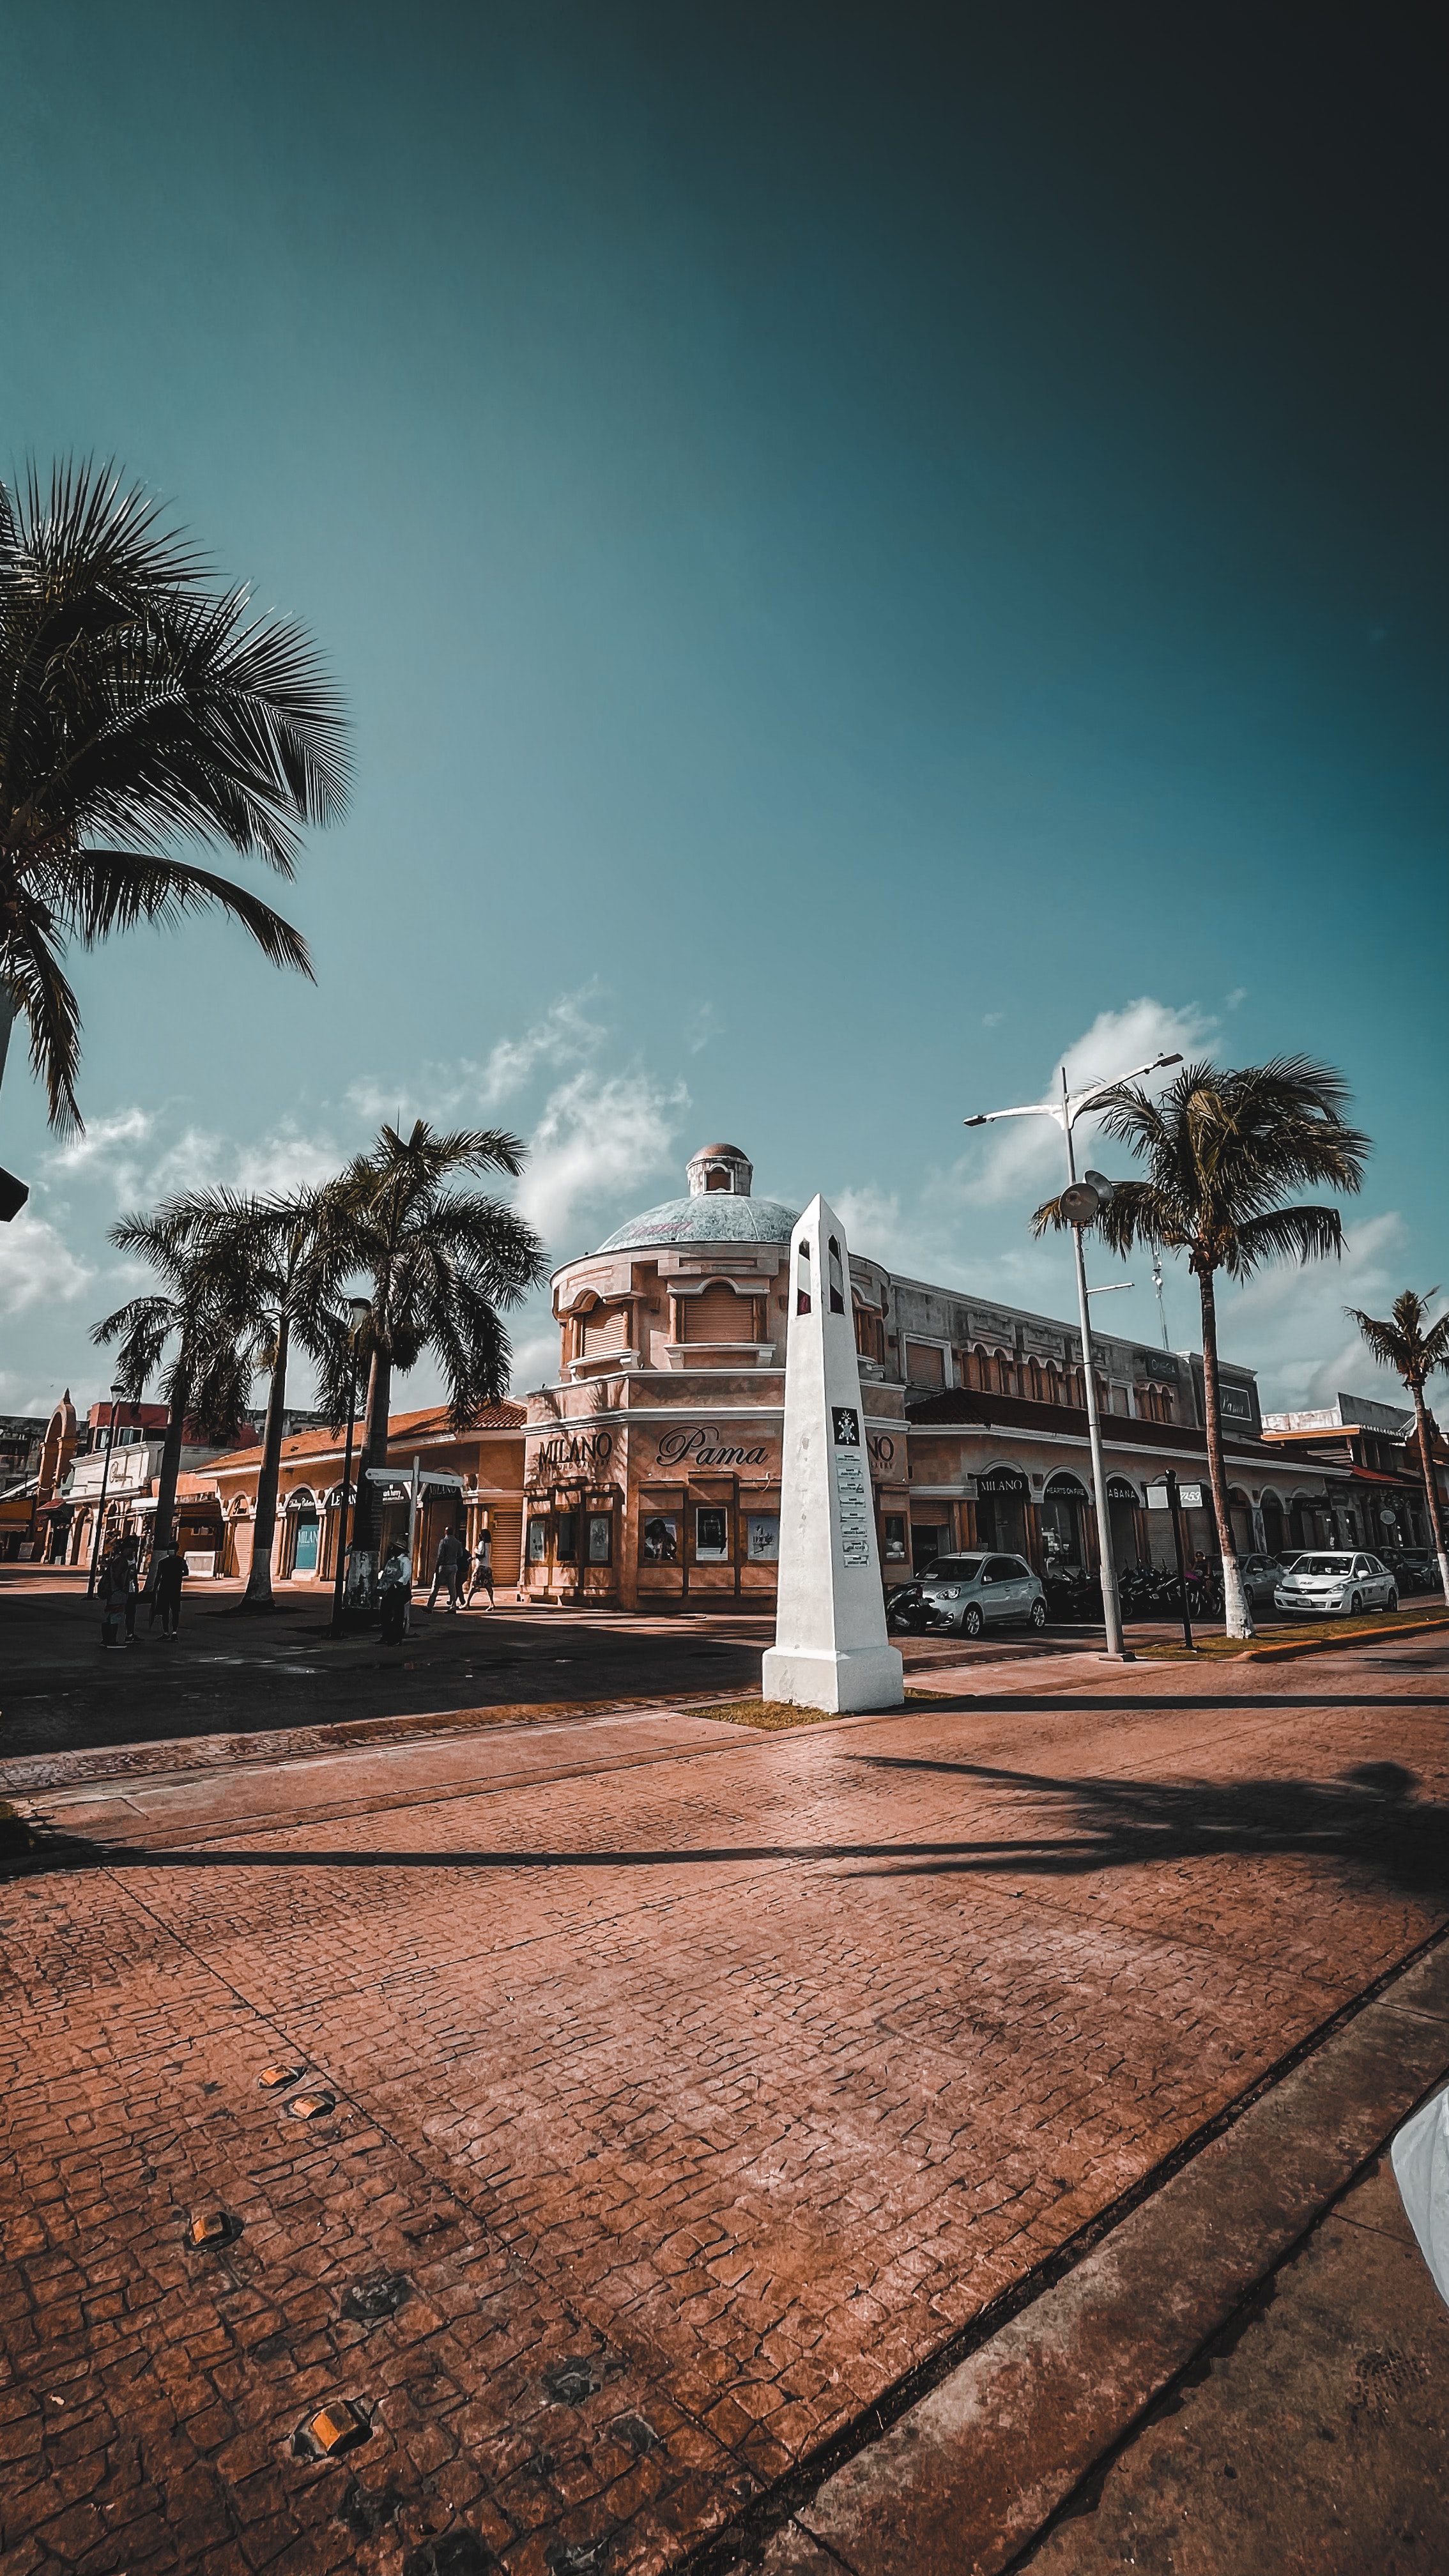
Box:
595, 1192, 798, 1254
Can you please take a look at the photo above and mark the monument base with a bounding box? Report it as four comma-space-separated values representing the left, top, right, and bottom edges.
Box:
761, 1643, 905, 1715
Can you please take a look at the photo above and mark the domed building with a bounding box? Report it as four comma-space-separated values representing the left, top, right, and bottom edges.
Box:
521, 1142, 909, 1607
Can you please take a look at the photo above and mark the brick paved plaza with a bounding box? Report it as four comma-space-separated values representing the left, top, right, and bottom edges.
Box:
3, 1625, 1448, 2574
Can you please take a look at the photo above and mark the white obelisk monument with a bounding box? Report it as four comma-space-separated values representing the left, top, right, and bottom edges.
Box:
762, 1195, 905, 1713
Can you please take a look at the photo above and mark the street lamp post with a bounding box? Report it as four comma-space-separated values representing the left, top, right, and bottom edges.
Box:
86, 1378, 130, 1598
327, 1300, 373, 1639
964, 1050, 1183, 1661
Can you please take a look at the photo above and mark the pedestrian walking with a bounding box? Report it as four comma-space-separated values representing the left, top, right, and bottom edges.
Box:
378, 1540, 411, 1645
427, 1526, 466, 1613
118, 1537, 141, 1643
466, 1526, 494, 1609
98, 1543, 124, 1648
152, 1542, 187, 1640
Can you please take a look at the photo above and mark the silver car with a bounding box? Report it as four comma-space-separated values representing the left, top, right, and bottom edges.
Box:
1238, 1552, 1287, 1609
1273, 1551, 1399, 1618
919, 1551, 1048, 1638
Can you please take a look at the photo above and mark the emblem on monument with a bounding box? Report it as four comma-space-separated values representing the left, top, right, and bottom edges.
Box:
832, 1406, 860, 1446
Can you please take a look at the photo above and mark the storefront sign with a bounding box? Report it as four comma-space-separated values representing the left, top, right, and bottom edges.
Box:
534, 1430, 614, 1470
655, 1425, 770, 1469
868, 1432, 896, 1473
977, 1466, 1029, 1494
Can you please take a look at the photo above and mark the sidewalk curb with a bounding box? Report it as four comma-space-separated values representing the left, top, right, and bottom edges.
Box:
694, 1929, 1449, 2576
1241, 1612, 1449, 1663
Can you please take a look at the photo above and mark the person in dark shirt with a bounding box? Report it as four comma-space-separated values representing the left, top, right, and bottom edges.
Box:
153, 1543, 187, 1640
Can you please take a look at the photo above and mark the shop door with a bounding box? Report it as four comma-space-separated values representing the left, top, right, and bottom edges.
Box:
293, 1517, 319, 1574
912, 1524, 947, 1575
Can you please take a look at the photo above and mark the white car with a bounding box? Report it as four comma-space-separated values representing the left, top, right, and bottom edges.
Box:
1273, 1552, 1399, 1618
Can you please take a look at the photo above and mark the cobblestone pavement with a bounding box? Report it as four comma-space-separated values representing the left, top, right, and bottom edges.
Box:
4, 1645, 1448, 2574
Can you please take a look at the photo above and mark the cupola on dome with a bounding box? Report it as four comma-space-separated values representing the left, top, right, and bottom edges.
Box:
594, 1145, 798, 1255
687, 1142, 752, 1196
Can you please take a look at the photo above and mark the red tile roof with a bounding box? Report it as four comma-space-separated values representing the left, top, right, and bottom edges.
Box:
206, 1400, 523, 1476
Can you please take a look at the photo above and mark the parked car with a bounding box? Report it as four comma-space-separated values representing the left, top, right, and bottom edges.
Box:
1238, 1553, 1287, 1609
1383, 1547, 1439, 1597
917, 1551, 1048, 1637
1273, 1552, 1398, 1618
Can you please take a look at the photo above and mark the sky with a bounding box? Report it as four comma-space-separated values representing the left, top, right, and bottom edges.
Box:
1, 1, 1444, 1422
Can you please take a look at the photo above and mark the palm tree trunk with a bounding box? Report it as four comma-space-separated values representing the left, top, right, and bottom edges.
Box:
243, 1311, 290, 1608
1410, 1384, 1449, 1607
348, 1344, 392, 1565
1195, 1264, 1254, 1638
150, 1354, 192, 1573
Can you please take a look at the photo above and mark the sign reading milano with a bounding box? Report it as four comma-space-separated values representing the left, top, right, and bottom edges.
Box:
762, 1195, 904, 1714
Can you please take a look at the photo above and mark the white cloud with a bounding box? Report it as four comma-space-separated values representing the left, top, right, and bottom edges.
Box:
954, 996, 1218, 1207
0, 1212, 95, 1315
42, 1105, 156, 1205
347, 986, 609, 1128
516, 1066, 689, 1250
476, 988, 605, 1105
506, 1323, 565, 1394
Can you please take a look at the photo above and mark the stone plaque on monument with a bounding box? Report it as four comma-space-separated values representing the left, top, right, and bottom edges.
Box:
762, 1195, 905, 1713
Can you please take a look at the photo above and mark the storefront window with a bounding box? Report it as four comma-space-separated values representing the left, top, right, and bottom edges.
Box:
747, 1512, 779, 1561
587, 1513, 612, 1565
641, 1514, 678, 1563
882, 1514, 907, 1562
556, 1513, 578, 1563
696, 1506, 729, 1561
526, 1519, 548, 1563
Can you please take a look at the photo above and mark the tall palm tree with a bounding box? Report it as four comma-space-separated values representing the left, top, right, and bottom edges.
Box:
1034, 1058, 1370, 1638
91, 1202, 254, 1563
1, 462, 349, 1132
318, 1121, 548, 1568
232, 1190, 347, 1608
141, 1186, 346, 1607
1346, 1290, 1449, 1604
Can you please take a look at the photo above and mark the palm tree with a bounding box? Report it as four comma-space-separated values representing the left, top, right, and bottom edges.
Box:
232, 1190, 348, 1608
141, 1186, 346, 1607
1034, 1058, 1370, 1638
91, 1202, 255, 1563
1, 462, 349, 1132
1346, 1291, 1449, 1604
318, 1121, 548, 1569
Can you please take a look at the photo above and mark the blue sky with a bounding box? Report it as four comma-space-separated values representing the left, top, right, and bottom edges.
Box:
1, 2, 1443, 1418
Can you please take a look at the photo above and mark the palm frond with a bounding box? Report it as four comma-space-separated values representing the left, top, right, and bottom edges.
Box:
1227, 1205, 1346, 1280
0, 917, 83, 1131
56, 851, 313, 974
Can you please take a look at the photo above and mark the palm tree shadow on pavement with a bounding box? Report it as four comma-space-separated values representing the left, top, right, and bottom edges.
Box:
18, 1759, 1449, 1913
844, 1752, 1449, 1906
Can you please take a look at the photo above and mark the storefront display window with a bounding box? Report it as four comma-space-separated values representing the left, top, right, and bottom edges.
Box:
883, 1514, 907, 1561
556, 1512, 578, 1563
746, 1512, 779, 1561
696, 1506, 728, 1561
641, 1515, 678, 1563
526, 1518, 548, 1563
587, 1512, 612, 1564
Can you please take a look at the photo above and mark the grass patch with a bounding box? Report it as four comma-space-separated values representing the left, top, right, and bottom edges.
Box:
1135, 1607, 1449, 1662
700, 1692, 939, 1731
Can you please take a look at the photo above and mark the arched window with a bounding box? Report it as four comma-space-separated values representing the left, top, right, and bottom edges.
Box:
996, 1353, 1015, 1397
